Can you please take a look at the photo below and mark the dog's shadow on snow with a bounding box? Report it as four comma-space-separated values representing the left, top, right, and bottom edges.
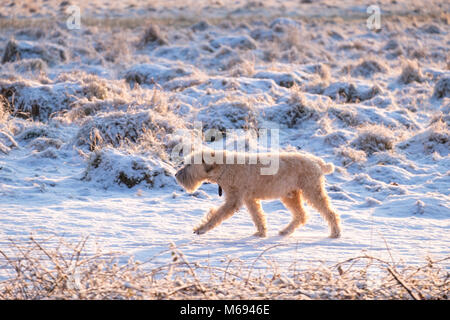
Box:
193, 233, 343, 256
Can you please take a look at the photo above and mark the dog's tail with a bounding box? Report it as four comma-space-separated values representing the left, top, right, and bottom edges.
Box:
318, 159, 335, 175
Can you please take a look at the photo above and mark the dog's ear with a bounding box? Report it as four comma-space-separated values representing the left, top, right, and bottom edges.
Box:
202, 150, 217, 172
203, 162, 217, 173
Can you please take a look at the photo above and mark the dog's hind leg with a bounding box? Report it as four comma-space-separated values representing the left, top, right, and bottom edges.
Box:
194, 193, 242, 235
280, 190, 308, 236
245, 199, 267, 237
303, 179, 341, 238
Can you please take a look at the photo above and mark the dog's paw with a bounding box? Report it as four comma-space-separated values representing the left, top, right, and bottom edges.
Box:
329, 228, 341, 238
193, 226, 207, 235
253, 231, 267, 238
278, 229, 294, 236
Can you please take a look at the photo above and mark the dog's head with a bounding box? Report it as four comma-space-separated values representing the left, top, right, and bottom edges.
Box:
175, 149, 221, 193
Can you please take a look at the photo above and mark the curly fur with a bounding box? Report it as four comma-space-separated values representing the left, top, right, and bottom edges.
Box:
175, 150, 341, 238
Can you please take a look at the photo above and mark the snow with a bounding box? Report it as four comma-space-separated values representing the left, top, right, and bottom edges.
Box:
0, 0, 449, 275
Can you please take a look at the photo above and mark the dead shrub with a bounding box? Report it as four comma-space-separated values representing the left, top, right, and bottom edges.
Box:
398, 119, 449, 156
139, 24, 168, 47
351, 125, 396, 155
82, 82, 108, 101
81, 148, 173, 189
76, 109, 181, 153
265, 90, 321, 128
13, 58, 47, 74
350, 59, 389, 78
399, 60, 424, 84
336, 146, 367, 166
328, 107, 362, 127
2, 39, 67, 66
198, 100, 258, 133
0, 237, 448, 299
433, 77, 450, 99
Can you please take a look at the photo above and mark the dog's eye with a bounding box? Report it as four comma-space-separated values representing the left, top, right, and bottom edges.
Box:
174, 163, 184, 170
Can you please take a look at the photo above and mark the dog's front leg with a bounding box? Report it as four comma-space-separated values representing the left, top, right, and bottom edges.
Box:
244, 199, 267, 237
194, 195, 242, 235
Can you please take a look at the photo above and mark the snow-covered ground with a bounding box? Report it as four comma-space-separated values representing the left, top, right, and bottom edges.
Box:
0, 0, 449, 275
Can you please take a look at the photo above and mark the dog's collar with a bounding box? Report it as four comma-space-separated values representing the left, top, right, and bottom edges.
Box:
216, 167, 227, 197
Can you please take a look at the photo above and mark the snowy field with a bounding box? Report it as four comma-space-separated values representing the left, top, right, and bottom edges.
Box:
0, 0, 449, 280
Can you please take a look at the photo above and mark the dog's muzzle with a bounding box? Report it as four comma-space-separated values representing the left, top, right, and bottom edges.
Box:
175, 168, 183, 180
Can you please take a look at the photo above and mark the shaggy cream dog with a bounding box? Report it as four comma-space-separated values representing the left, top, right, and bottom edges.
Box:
175, 150, 341, 238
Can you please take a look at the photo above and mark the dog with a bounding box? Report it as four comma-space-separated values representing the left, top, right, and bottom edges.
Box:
175, 149, 341, 238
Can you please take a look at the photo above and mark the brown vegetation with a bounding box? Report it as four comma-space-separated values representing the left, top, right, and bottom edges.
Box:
0, 237, 448, 300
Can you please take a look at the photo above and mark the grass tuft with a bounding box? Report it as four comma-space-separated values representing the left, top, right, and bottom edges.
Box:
0, 237, 448, 300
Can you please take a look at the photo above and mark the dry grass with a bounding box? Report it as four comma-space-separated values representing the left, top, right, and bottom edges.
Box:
348, 58, 389, 78
433, 77, 450, 99
0, 237, 448, 300
138, 24, 168, 47
336, 146, 367, 166
0, 95, 11, 122
351, 125, 396, 155
0, 6, 446, 31
399, 59, 424, 84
